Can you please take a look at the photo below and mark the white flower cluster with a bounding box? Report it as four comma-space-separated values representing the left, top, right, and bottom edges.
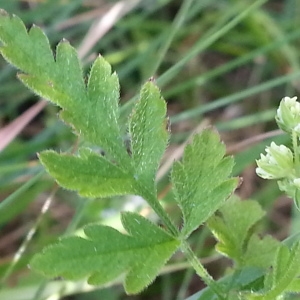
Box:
275, 96, 300, 133
256, 142, 294, 180
256, 96, 300, 200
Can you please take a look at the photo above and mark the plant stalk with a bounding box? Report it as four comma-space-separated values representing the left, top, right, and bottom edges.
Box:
139, 186, 179, 237
292, 130, 300, 175
181, 241, 226, 299
139, 185, 225, 298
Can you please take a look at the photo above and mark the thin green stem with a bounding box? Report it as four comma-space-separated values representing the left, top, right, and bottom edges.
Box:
164, 28, 300, 99
32, 197, 89, 300
176, 228, 210, 300
292, 130, 300, 175
0, 170, 44, 213
156, 0, 268, 87
120, 0, 267, 120
147, 0, 197, 77
140, 186, 225, 298
170, 70, 300, 124
139, 186, 179, 237
291, 130, 300, 210
0, 175, 54, 288
181, 241, 225, 299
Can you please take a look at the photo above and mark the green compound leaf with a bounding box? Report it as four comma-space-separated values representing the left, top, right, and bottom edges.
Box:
129, 81, 169, 186
30, 212, 180, 294
36, 79, 169, 199
171, 129, 238, 237
0, 10, 171, 199
207, 197, 267, 264
39, 149, 136, 198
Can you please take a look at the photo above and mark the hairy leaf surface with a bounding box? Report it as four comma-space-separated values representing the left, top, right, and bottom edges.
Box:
242, 235, 279, 270
31, 212, 180, 294
207, 198, 266, 263
172, 129, 238, 237
0, 11, 128, 165
39, 149, 136, 198
0, 10, 170, 199
257, 242, 300, 299
129, 81, 169, 186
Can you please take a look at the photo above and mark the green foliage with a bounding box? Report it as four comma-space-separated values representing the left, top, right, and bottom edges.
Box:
207, 197, 268, 265
31, 212, 180, 294
240, 242, 300, 299
0, 9, 239, 295
207, 198, 300, 299
0, 9, 54, 78
172, 130, 238, 237
129, 81, 169, 187
2, 6, 300, 300
38, 149, 136, 198
262, 242, 300, 299
242, 235, 279, 270
0, 9, 170, 197
0, 9, 129, 166
38, 77, 168, 199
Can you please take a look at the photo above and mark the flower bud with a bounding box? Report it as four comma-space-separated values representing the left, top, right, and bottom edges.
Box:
256, 142, 294, 179
275, 96, 300, 133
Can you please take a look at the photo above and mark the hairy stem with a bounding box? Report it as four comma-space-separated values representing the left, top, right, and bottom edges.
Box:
292, 130, 300, 176
139, 185, 225, 298
181, 241, 226, 299
138, 186, 179, 237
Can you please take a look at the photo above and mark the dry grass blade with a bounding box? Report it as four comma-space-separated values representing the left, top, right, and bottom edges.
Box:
78, 0, 142, 58
0, 100, 47, 152
226, 129, 283, 155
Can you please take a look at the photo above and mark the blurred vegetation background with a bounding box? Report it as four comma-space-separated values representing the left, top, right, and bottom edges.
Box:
0, 0, 300, 299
